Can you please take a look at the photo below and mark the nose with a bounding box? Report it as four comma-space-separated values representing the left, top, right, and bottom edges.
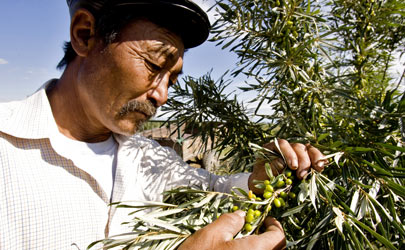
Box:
147, 73, 169, 107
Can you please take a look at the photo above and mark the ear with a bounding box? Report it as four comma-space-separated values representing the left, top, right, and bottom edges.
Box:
70, 9, 97, 57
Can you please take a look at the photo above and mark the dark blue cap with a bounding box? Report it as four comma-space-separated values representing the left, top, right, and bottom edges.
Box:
67, 0, 211, 48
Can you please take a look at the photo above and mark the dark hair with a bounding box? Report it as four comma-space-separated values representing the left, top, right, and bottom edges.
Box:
57, 6, 185, 70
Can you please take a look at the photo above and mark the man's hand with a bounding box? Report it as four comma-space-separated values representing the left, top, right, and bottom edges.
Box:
249, 139, 326, 194
178, 211, 286, 250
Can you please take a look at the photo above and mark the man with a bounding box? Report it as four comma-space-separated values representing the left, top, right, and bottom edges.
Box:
0, 0, 326, 249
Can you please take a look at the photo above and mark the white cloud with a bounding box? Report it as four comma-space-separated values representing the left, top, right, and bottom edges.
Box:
0, 58, 8, 65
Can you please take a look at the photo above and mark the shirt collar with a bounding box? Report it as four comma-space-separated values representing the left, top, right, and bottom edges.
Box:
0, 79, 60, 139
0, 79, 151, 148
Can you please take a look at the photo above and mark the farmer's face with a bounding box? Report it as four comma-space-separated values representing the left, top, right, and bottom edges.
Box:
78, 19, 184, 135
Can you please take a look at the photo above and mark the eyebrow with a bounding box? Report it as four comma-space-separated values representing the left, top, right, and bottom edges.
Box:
150, 43, 176, 58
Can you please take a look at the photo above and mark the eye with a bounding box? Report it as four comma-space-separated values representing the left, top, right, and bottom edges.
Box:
146, 60, 161, 72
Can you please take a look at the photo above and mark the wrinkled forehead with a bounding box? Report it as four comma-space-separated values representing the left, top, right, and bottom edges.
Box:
120, 19, 185, 57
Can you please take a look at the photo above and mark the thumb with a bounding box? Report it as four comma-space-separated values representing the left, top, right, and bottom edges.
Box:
205, 210, 246, 241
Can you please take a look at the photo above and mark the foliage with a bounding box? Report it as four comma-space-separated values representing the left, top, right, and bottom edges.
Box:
161, 0, 405, 249
91, 0, 405, 249
88, 145, 339, 250
162, 72, 269, 172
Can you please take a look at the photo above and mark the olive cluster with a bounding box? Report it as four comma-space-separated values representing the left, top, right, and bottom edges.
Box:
231, 168, 297, 234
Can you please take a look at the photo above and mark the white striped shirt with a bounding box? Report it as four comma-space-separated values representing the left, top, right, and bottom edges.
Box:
0, 79, 250, 249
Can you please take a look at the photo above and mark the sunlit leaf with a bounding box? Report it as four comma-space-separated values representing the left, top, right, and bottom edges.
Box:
297, 180, 309, 203
333, 207, 344, 235
309, 173, 318, 211
350, 189, 360, 213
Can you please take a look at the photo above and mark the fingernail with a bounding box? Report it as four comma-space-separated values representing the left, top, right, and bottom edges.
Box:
288, 159, 297, 170
317, 161, 324, 169
299, 170, 307, 179
292, 159, 298, 169
234, 210, 246, 218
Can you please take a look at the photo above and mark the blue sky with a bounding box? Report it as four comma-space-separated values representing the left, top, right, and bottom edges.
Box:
0, 0, 240, 102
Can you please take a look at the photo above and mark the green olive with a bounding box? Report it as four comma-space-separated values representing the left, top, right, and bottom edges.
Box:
280, 191, 288, 199
289, 192, 296, 199
264, 180, 270, 185
263, 191, 273, 199
274, 198, 282, 208
244, 223, 253, 232
285, 170, 292, 177
254, 210, 261, 217
276, 180, 285, 188
265, 185, 274, 192
279, 197, 286, 207
232, 205, 239, 212
246, 213, 255, 223
286, 178, 293, 185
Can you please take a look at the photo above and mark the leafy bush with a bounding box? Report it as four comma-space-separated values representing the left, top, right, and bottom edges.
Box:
162, 0, 405, 249
91, 0, 405, 249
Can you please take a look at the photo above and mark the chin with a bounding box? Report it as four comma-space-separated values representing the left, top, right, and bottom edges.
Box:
113, 118, 148, 136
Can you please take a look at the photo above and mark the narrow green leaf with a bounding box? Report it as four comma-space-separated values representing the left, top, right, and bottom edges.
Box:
306, 231, 322, 250
134, 216, 183, 233
343, 221, 362, 250
144, 208, 186, 219
265, 162, 274, 179
233, 187, 249, 198
384, 179, 405, 197
332, 207, 344, 234
348, 216, 398, 250
362, 160, 393, 176
375, 143, 405, 153
346, 147, 375, 152
192, 193, 217, 208
280, 204, 305, 217
350, 189, 360, 213
317, 133, 329, 142
309, 173, 318, 211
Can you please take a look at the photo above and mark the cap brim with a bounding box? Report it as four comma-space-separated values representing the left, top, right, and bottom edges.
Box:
116, 1, 210, 48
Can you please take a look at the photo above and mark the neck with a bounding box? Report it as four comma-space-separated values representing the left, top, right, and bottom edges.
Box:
47, 64, 112, 143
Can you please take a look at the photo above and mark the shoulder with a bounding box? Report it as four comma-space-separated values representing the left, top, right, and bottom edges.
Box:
0, 99, 27, 134
115, 133, 165, 149
115, 133, 180, 158
0, 84, 58, 139
0, 99, 19, 119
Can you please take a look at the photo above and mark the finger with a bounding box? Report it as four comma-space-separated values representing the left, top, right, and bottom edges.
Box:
262, 217, 286, 249
202, 210, 246, 241
291, 143, 311, 179
264, 139, 298, 170
270, 158, 286, 175
306, 144, 327, 171
227, 217, 286, 250
263, 217, 284, 234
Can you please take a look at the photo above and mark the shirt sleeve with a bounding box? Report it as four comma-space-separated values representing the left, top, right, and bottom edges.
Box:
139, 139, 250, 201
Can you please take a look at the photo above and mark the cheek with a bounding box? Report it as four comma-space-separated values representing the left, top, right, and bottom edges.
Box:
84, 47, 153, 113
113, 64, 155, 100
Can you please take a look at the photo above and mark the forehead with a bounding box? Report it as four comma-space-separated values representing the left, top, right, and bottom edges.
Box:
118, 19, 185, 57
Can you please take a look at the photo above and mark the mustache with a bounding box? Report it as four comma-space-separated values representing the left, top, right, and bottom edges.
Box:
119, 99, 157, 118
